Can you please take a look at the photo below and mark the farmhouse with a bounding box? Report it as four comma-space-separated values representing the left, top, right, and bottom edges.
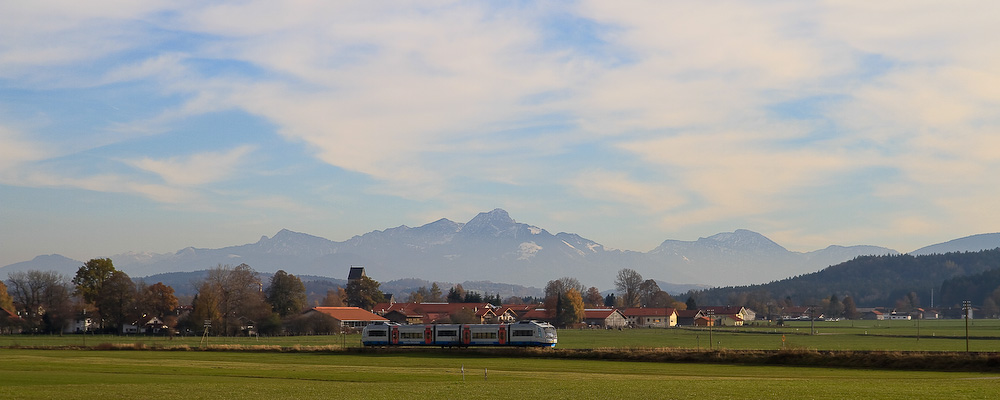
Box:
675, 309, 705, 326
583, 308, 627, 328
305, 307, 388, 328
702, 306, 755, 322
623, 307, 677, 328
373, 302, 499, 324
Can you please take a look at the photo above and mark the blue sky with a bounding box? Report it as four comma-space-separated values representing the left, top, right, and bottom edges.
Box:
3, 1, 1000, 267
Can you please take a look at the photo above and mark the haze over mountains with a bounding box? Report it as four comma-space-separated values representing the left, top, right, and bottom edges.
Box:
4, 209, 998, 289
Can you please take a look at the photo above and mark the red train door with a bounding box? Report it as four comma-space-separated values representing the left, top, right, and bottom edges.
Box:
424, 325, 433, 344
498, 325, 506, 345
462, 325, 471, 345
390, 326, 399, 345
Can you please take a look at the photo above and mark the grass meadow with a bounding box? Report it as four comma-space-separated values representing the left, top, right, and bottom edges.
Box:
2, 319, 999, 399
3, 319, 999, 352
2, 349, 999, 399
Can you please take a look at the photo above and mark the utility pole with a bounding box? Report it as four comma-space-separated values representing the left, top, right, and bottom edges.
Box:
707, 310, 714, 350
963, 300, 971, 352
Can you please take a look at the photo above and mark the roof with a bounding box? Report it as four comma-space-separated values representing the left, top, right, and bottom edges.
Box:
676, 310, 703, 318
622, 307, 677, 317
308, 307, 388, 322
520, 309, 553, 320
701, 306, 746, 314
583, 309, 623, 319
373, 302, 498, 323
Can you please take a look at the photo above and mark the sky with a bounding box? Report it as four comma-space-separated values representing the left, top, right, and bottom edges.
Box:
2, 1, 1000, 268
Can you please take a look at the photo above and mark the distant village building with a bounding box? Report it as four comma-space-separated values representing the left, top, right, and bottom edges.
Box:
583, 309, 627, 328
304, 307, 388, 328
622, 308, 677, 328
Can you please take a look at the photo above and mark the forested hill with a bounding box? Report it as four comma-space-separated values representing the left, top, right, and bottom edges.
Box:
688, 248, 1000, 310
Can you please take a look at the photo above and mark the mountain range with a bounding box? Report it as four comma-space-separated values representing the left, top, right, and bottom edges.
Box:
3, 208, 998, 289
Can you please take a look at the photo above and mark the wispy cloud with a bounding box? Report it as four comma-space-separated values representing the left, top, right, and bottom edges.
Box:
3, 0, 1000, 261
125, 145, 256, 186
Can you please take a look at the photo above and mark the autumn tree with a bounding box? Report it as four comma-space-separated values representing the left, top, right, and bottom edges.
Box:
558, 288, 585, 327
97, 270, 136, 333
346, 275, 383, 310
407, 286, 429, 303
428, 283, 444, 302
544, 278, 586, 327
322, 288, 347, 307
194, 264, 271, 335
584, 287, 603, 308
615, 268, 643, 308
842, 296, 859, 319
136, 282, 180, 330
72, 258, 116, 305
266, 270, 307, 317
0, 280, 14, 314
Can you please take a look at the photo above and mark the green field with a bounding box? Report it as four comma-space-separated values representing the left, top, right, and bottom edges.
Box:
1, 349, 998, 399
3, 319, 998, 352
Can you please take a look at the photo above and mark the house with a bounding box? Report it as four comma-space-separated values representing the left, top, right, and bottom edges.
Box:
65, 312, 95, 334
0, 308, 23, 334
716, 314, 744, 327
121, 316, 170, 334
622, 308, 677, 328
780, 306, 814, 320
693, 316, 714, 327
499, 304, 539, 320
676, 309, 705, 326
857, 308, 884, 320
702, 306, 755, 322
583, 309, 627, 328
519, 309, 555, 324
305, 307, 388, 328
372, 303, 499, 324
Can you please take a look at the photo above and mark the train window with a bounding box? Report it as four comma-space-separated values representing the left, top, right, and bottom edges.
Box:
438, 330, 457, 337
400, 332, 423, 339
512, 330, 534, 337
472, 332, 497, 339
367, 330, 387, 337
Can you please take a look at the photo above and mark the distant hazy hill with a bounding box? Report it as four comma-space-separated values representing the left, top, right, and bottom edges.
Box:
910, 233, 1000, 256
0, 254, 82, 277
690, 248, 1000, 308
2, 208, 907, 288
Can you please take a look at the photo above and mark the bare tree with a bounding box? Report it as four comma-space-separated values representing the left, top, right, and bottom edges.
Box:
194, 264, 270, 335
615, 268, 643, 308
7, 270, 72, 333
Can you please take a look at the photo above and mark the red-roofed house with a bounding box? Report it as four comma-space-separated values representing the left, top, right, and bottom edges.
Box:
623, 308, 677, 328
371, 303, 499, 324
583, 308, 626, 328
519, 309, 554, 324
305, 307, 388, 328
676, 309, 705, 326
701, 306, 755, 322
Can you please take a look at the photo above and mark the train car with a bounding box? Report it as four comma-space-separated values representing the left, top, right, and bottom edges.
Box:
362, 320, 557, 347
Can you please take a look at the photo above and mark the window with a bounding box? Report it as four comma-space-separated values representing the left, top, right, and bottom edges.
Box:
401, 332, 423, 339
438, 330, 457, 337
367, 330, 387, 337
512, 330, 534, 337
472, 332, 497, 339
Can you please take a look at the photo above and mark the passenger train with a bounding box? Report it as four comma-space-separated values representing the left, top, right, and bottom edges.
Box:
362, 320, 557, 347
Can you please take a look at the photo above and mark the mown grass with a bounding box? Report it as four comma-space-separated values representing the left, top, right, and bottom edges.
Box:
1, 349, 998, 399
3, 319, 999, 352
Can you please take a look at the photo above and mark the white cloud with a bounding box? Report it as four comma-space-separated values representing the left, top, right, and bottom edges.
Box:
125, 145, 256, 186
